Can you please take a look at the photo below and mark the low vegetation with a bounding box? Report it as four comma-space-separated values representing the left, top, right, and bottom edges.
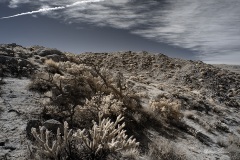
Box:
27, 55, 186, 159
2, 44, 239, 159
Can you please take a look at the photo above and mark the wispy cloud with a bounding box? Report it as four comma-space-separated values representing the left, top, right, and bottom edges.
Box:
1, 0, 240, 64
1, 0, 104, 19
1, 6, 65, 19
8, 0, 30, 8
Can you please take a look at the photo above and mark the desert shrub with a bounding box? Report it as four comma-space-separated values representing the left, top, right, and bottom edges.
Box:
215, 134, 240, 159
145, 138, 186, 160
28, 72, 53, 93
149, 96, 183, 121
73, 93, 126, 128
215, 121, 230, 133
45, 73, 93, 125
224, 135, 240, 160
30, 113, 140, 160
85, 93, 125, 116
63, 62, 140, 118
227, 144, 240, 160
30, 60, 140, 133
65, 53, 81, 64
45, 59, 61, 74
29, 64, 94, 125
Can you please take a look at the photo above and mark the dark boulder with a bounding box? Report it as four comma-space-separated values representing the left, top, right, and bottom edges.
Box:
38, 49, 63, 57
43, 119, 64, 134
46, 54, 68, 62
0, 55, 35, 77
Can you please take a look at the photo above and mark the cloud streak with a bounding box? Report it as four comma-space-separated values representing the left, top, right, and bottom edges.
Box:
0, 6, 65, 19
0, 0, 104, 19
1, 0, 240, 64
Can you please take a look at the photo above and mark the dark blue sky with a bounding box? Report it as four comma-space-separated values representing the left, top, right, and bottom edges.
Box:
1, 0, 240, 64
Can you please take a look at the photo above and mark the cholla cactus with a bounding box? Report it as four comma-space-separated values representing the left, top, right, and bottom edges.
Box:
84, 93, 125, 116
73, 113, 139, 156
31, 121, 72, 159
149, 98, 183, 120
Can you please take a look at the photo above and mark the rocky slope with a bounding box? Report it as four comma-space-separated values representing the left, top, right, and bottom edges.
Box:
0, 44, 239, 159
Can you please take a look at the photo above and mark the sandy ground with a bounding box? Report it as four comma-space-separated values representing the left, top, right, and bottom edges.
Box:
0, 78, 41, 160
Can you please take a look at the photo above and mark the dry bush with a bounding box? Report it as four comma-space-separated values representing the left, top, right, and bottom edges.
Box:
45, 73, 92, 125
45, 59, 61, 74
84, 93, 125, 116
185, 111, 213, 133
78, 64, 141, 111
29, 60, 142, 145
65, 53, 81, 64
215, 134, 240, 159
30, 62, 134, 125
120, 149, 140, 160
217, 136, 231, 148
226, 135, 240, 160
215, 121, 230, 133
28, 72, 53, 93
144, 138, 186, 160
30, 62, 94, 125
73, 93, 126, 128
149, 96, 183, 121
227, 144, 240, 160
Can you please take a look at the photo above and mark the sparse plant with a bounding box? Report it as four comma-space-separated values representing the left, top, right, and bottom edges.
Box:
31, 114, 139, 160
73, 113, 139, 159
215, 121, 230, 133
28, 72, 53, 93
145, 138, 186, 160
45, 59, 61, 74
31, 122, 72, 160
227, 144, 240, 160
149, 97, 183, 121
85, 93, 125, 116
73, 92, 126, 129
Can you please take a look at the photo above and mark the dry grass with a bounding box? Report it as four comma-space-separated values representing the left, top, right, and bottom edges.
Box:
45, 59, 61, 74
143, 138, 186, 160
216, 134, 240, 159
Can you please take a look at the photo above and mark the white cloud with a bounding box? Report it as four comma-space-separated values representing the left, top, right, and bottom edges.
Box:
1, 6, 65, 19
8, 0, 30, 8
1, 0, 104, 19
1, 0, 240, 64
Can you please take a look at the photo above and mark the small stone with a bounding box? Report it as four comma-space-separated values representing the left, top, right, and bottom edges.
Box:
8, 95, 17, 98
3, 145, 16, 151
0, 141, 5, 146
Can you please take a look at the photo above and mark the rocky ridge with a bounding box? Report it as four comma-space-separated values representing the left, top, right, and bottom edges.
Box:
0, 44, 239, 159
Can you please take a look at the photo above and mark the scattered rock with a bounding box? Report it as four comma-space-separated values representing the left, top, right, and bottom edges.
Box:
0, 141, 5, 146
46, 54, 68, 62
3, 145, 16, 151
8, 95, 17, 98
38, 49, 63, 57
196, 132, 213, 146
43, 119, 63, 134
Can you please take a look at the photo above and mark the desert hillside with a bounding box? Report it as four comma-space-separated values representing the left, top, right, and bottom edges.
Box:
0, 43, 240, 160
